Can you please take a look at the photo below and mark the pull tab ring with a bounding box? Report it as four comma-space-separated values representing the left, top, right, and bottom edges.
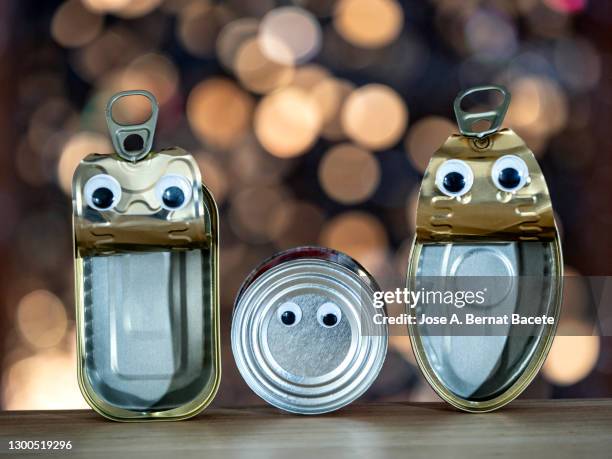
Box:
105, 90, 159, 162
453, 85, 510, 138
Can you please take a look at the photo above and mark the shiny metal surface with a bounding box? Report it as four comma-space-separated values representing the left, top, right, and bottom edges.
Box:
413, 241, 559, 403
453, 85, 510, 138
73, 91, 221, 421
105, 90, 159, 162
83, 250, 209, 411
408, 86, 562, 412
232, 247, 388, 414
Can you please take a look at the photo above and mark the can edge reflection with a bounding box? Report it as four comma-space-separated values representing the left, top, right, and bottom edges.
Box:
74, 183, 222, 422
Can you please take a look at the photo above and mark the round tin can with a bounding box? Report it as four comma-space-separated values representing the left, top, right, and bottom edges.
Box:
231, 246, 388, 414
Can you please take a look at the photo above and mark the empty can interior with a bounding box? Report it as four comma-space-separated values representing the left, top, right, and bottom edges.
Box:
408, 239, 562, 411
81, 249, 217, 412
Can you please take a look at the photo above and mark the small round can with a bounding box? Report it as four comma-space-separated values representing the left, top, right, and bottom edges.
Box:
231, 246, 388, 414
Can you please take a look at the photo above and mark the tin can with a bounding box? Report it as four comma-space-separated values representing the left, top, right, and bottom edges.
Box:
231, 247, 388, 414
72, 90, 221, 421
407, 86, 563, 412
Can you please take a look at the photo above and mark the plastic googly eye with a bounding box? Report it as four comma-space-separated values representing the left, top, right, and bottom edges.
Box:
317, 302, 342, 328
276, 302, 302, 327
491, 155, 529, 192
84, 174, 122, 211
155, 174, 193, 211
435, 159, 474, 197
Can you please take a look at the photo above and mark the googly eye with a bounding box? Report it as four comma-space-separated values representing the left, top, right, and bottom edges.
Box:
84, 174, 122, 211
276, 302, 302, 327
435, 159, 474, 197
155, 174, 193, 211
491, 155, 529, 192
317, 302, 342, 328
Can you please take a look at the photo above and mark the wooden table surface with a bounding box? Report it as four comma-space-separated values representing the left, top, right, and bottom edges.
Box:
0, 399, 610, 458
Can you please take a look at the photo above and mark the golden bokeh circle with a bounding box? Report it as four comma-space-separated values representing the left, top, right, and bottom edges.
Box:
51, 0, 103, 48
3, 341, 88, 410
542, 319, 599, 386
16, 290, 67, 350
405, 116, 456, 173
259, 6, 322, 65
334, 0, 404, 49
57, 132, 112, 194
187, 78, 254, 150
506, 76, 568, 137
318, 143, 380, 204
216, 18, 260, 71
113, 0, 162, 18
254, 86, 322, 157
121, 54, 179, 105
342, 83, 408, 150
81, 0, 131, 13
83, 0, 161, 18
178, 1, 231, 57
311, 78, 355, 141
320, 211, 388, 272
234, 37, 295, 94
290, 65, 331, 93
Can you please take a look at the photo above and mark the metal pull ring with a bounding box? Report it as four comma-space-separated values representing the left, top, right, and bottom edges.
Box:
105, 90, 159, 162
453, 85, 510, 138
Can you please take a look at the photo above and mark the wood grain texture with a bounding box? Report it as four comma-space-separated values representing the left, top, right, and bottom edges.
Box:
0, 399, 610, 459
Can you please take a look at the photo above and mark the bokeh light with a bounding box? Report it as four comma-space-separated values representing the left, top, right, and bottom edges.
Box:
16, 290, 67, 350
342, 84, 408, 150
74, 26, 146, 83
543, 320, 600, 386
216, 17, 260, 72
82, 0, 162, 18
187, 78, 254, 150
119, 54, 179, 106
178, 1, 232, 58
57, 132, 112, 194
254, 86, 321, 157
334, 0, 404, 49
318, 143, 380, 204
51, 0, 103, 48
320, 211, 388, 273
2, 337, 87, 410
544, 0, 587, 14
311, 78, 355, 141
290, 64, 331, 93
81, 0, 131, 13
259, 6, 322, 65
405, 116, 456, 173
505, 75, 568, 153
234, 37, 295, 94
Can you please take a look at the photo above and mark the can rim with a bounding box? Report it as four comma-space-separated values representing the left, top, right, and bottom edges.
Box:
406, 235, 563, 412
232, 247, 388, 414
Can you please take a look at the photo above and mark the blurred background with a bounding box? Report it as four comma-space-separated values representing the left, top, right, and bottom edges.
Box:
0, 0, 610, 410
